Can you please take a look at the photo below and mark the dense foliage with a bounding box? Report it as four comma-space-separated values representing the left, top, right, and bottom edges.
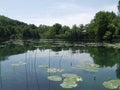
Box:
87, 11, 120, 42
0, 15, 40, 40
0, 11, 120, 42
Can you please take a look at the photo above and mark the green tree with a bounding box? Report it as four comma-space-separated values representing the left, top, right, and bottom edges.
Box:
87, 11, 116, 42
53, 23, 62, 35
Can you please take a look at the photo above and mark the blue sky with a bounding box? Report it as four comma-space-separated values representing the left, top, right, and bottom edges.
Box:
0, 0, 118, 26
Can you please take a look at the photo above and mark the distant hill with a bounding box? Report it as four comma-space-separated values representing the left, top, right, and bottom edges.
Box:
0, 15, 27, 26
0, 15, 40, 40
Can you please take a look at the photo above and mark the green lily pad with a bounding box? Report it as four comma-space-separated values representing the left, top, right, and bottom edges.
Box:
62, 73, 83, 82
39, 65, 49, 68
103, 80, 120, 89
73, 63, 100, 72
11, 61, 27, 66
48, 75, 62, 81
60, 73, 83, 89
62, 73, 78, 78
60, 80, 77, 88
47, 68, 64, 73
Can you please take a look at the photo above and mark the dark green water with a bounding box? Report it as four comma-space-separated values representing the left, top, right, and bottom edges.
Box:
0, 41, 120, 90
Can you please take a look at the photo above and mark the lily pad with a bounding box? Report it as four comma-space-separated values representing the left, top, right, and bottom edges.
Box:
47, 68, 64, 73
62, 73, 83, 81
39, 65, 49, 68
11, 61, 27, 66
62, 73, 78, 78
60, 73, 83, 89
103, 80, 120, 89
48, 75, 62, 81
60, 80, 77, 88
73, 63, 100, 72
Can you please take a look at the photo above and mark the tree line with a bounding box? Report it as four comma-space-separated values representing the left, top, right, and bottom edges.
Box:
0, 16, 40, 40
0, 11, 120, 42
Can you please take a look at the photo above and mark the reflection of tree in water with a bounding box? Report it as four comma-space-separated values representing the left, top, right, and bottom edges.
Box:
25, 46, 28, 90
34, 49, 40, 90
116, 65, 120, 79
0, 61, 3, 90
0, 44, 26, 61
21, 44, 41, 90
47, 45, 120, 77
88, 47, 120, 67
48, 49, 51, 90
1, 41, 120, 79
116, 58, 120, 79
87, 47, 120, 79
51, 46, 62, 52
0, 43, 37, 61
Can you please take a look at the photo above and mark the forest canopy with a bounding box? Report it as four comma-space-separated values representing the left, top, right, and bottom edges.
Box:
0, 11, 120, 42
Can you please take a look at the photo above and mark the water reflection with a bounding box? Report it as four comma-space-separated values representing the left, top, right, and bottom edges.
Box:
0, 41, 120, 90
0, 61, 3, 90
88, 47, 120, 67
25, 47, 28, 90
34, 49, 40, 90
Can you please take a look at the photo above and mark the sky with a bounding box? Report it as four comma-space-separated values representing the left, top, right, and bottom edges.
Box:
0, 0, 118, 27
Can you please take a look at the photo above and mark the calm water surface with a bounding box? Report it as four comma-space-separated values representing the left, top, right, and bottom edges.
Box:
0, 41, 120, 90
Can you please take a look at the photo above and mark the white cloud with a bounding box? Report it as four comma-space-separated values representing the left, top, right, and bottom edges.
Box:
55, 2, 81, 10
20, 12, 95, 27
18, 3, 117, 27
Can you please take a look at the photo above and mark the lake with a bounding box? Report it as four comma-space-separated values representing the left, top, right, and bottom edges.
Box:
0, 40, 120, 90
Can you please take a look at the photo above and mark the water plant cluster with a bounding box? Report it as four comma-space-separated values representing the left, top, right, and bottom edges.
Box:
11, 61, 120, 89
60, 73, 83, 88
72, 62, 100, 72
103, 80, 120, 89
39, 65, 83, 89
47, 73, 83, 89
11, 61, 27, 66
47, 68, 64, 73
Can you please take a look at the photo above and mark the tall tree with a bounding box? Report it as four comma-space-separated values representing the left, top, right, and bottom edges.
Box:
87, 11, 116, 42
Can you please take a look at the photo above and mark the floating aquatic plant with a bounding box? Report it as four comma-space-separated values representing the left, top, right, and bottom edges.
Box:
60, 80, 77, 88
62, 73, 83, 82
47, 73, 83, 89
60, 73, 83, 89
47, 68, 64, 73
11, 61, 27, 66
39, 65, 49, 68
73, 63, 100, 72
62, 73, 78, 79
103, 80, 120, 89
48, 75, 62, 81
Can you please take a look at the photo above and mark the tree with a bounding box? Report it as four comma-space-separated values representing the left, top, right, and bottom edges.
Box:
53, 23, 62, 35
61, 25, 70, 34
0, 15, 40, 40
87, 11, 116, 42
38, 25, 49, 38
